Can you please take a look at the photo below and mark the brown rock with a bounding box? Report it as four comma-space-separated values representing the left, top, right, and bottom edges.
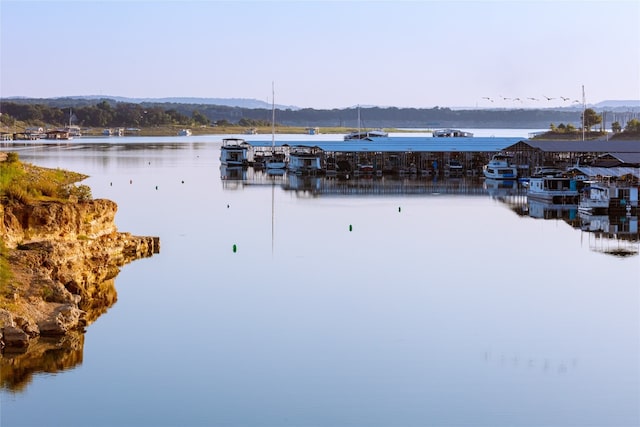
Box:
3, 326, 29, 348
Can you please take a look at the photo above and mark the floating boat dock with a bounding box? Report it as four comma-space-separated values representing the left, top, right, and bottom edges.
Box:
245, 136, 524, 176
236, 136, 640, 179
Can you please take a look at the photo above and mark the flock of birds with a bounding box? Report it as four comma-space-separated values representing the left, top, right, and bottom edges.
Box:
481, 95, 582, 104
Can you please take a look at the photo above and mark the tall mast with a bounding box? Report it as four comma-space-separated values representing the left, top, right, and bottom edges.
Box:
582, 85, 586, 142
271, 81, 275, 149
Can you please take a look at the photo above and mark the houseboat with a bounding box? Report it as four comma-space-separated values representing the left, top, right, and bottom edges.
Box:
527, 175, 580, 203
45, 129, 71, 140
287, 146, 323, 175
220, 138, 250, 166
64, 125, 82, 137
575, 177, 638, 215
578, 184, 610, 214
609, 184, 639, 214
344, 129, 388, 141
103, 128, 124, 136
265, 152, 288, 171
433, 129, 473, 137
446, 159, 464, 176
483, 154, 518, 179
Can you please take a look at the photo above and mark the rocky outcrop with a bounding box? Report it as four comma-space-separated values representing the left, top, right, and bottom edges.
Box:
1, 199, 119, 248
0, 198, 159, 352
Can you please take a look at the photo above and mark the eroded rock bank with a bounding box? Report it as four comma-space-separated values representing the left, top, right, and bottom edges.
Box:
0, 198, 159, 353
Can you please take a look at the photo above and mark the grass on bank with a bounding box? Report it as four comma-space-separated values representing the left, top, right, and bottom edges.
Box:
0, 152, 90, 203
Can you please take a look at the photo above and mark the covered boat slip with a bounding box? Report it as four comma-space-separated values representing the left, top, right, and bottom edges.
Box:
245, 136, 523, 175
501, 139, 640, 172
246, 136, 521, 153
234, 136, 640, 177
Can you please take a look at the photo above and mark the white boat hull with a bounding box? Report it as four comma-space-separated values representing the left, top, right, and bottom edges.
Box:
266, 161, 287, 170
483, 154, 518, 179
527, 176, 579, 203
483, 167, 518, 179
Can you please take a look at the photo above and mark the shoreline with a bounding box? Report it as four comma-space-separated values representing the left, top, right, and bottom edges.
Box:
0, 156, 160, 353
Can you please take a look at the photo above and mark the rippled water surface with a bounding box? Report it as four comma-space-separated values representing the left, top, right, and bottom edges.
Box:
1, 133, 638, 427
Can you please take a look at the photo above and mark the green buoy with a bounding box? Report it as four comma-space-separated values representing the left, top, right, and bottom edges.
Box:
349, 224, 352, 232
232, 244, 237, 253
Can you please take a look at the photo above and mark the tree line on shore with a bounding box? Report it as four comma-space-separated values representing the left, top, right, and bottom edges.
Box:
1, 98, 639, 132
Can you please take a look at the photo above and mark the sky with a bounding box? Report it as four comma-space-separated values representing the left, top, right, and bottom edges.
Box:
1, 0, 639, 109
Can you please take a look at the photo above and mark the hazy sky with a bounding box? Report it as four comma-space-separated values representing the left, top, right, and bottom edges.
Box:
1, 0, 639, 109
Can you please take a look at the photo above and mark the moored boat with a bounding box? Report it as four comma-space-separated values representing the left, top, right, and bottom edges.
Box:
578, 184, 610, 214
446, 159, 464, 176
344, 105, 388, 140
344, 130, 388, 140
527, 175, 580, 203
483, 154, 518, 179
433, 129, 473, 137
220, 138, 250, 166
265, 152, 287, 171
287, 146, 323, 175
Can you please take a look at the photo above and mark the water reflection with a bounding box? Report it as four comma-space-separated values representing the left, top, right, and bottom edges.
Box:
222, 168, 522, 198
484, 350, 580, 375
3, 140, 637, 426
576, 213, 639, 257
222, 169, 639, 257
526, 199, 579, 220
0, 275, 147, 390
1, 333, 84, 392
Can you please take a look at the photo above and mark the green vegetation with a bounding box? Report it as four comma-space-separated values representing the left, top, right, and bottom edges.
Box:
0, 238, 11, 298
0, 153, 90, 203
624, 118, 640, 134
533, 109, 640, 140
539, 120, 605, 140
2, 98, 638, 138
1, 100, 202, 129
581, 108, 602, 131
0, 98, 592, 130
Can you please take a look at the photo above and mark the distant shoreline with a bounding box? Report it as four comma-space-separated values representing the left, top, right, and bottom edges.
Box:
59, 125, 425, 138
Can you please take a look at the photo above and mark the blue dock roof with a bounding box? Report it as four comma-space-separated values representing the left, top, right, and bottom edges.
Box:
247, 136, 524, 153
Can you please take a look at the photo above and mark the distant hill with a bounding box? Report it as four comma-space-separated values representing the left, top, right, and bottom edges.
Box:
4, 95, 639, 112
49, 95, 299, 110
2, 96, 639, 129
593, 100, 640, 109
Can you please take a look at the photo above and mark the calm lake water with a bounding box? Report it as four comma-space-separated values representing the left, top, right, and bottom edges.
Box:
1, 131, 639, 427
